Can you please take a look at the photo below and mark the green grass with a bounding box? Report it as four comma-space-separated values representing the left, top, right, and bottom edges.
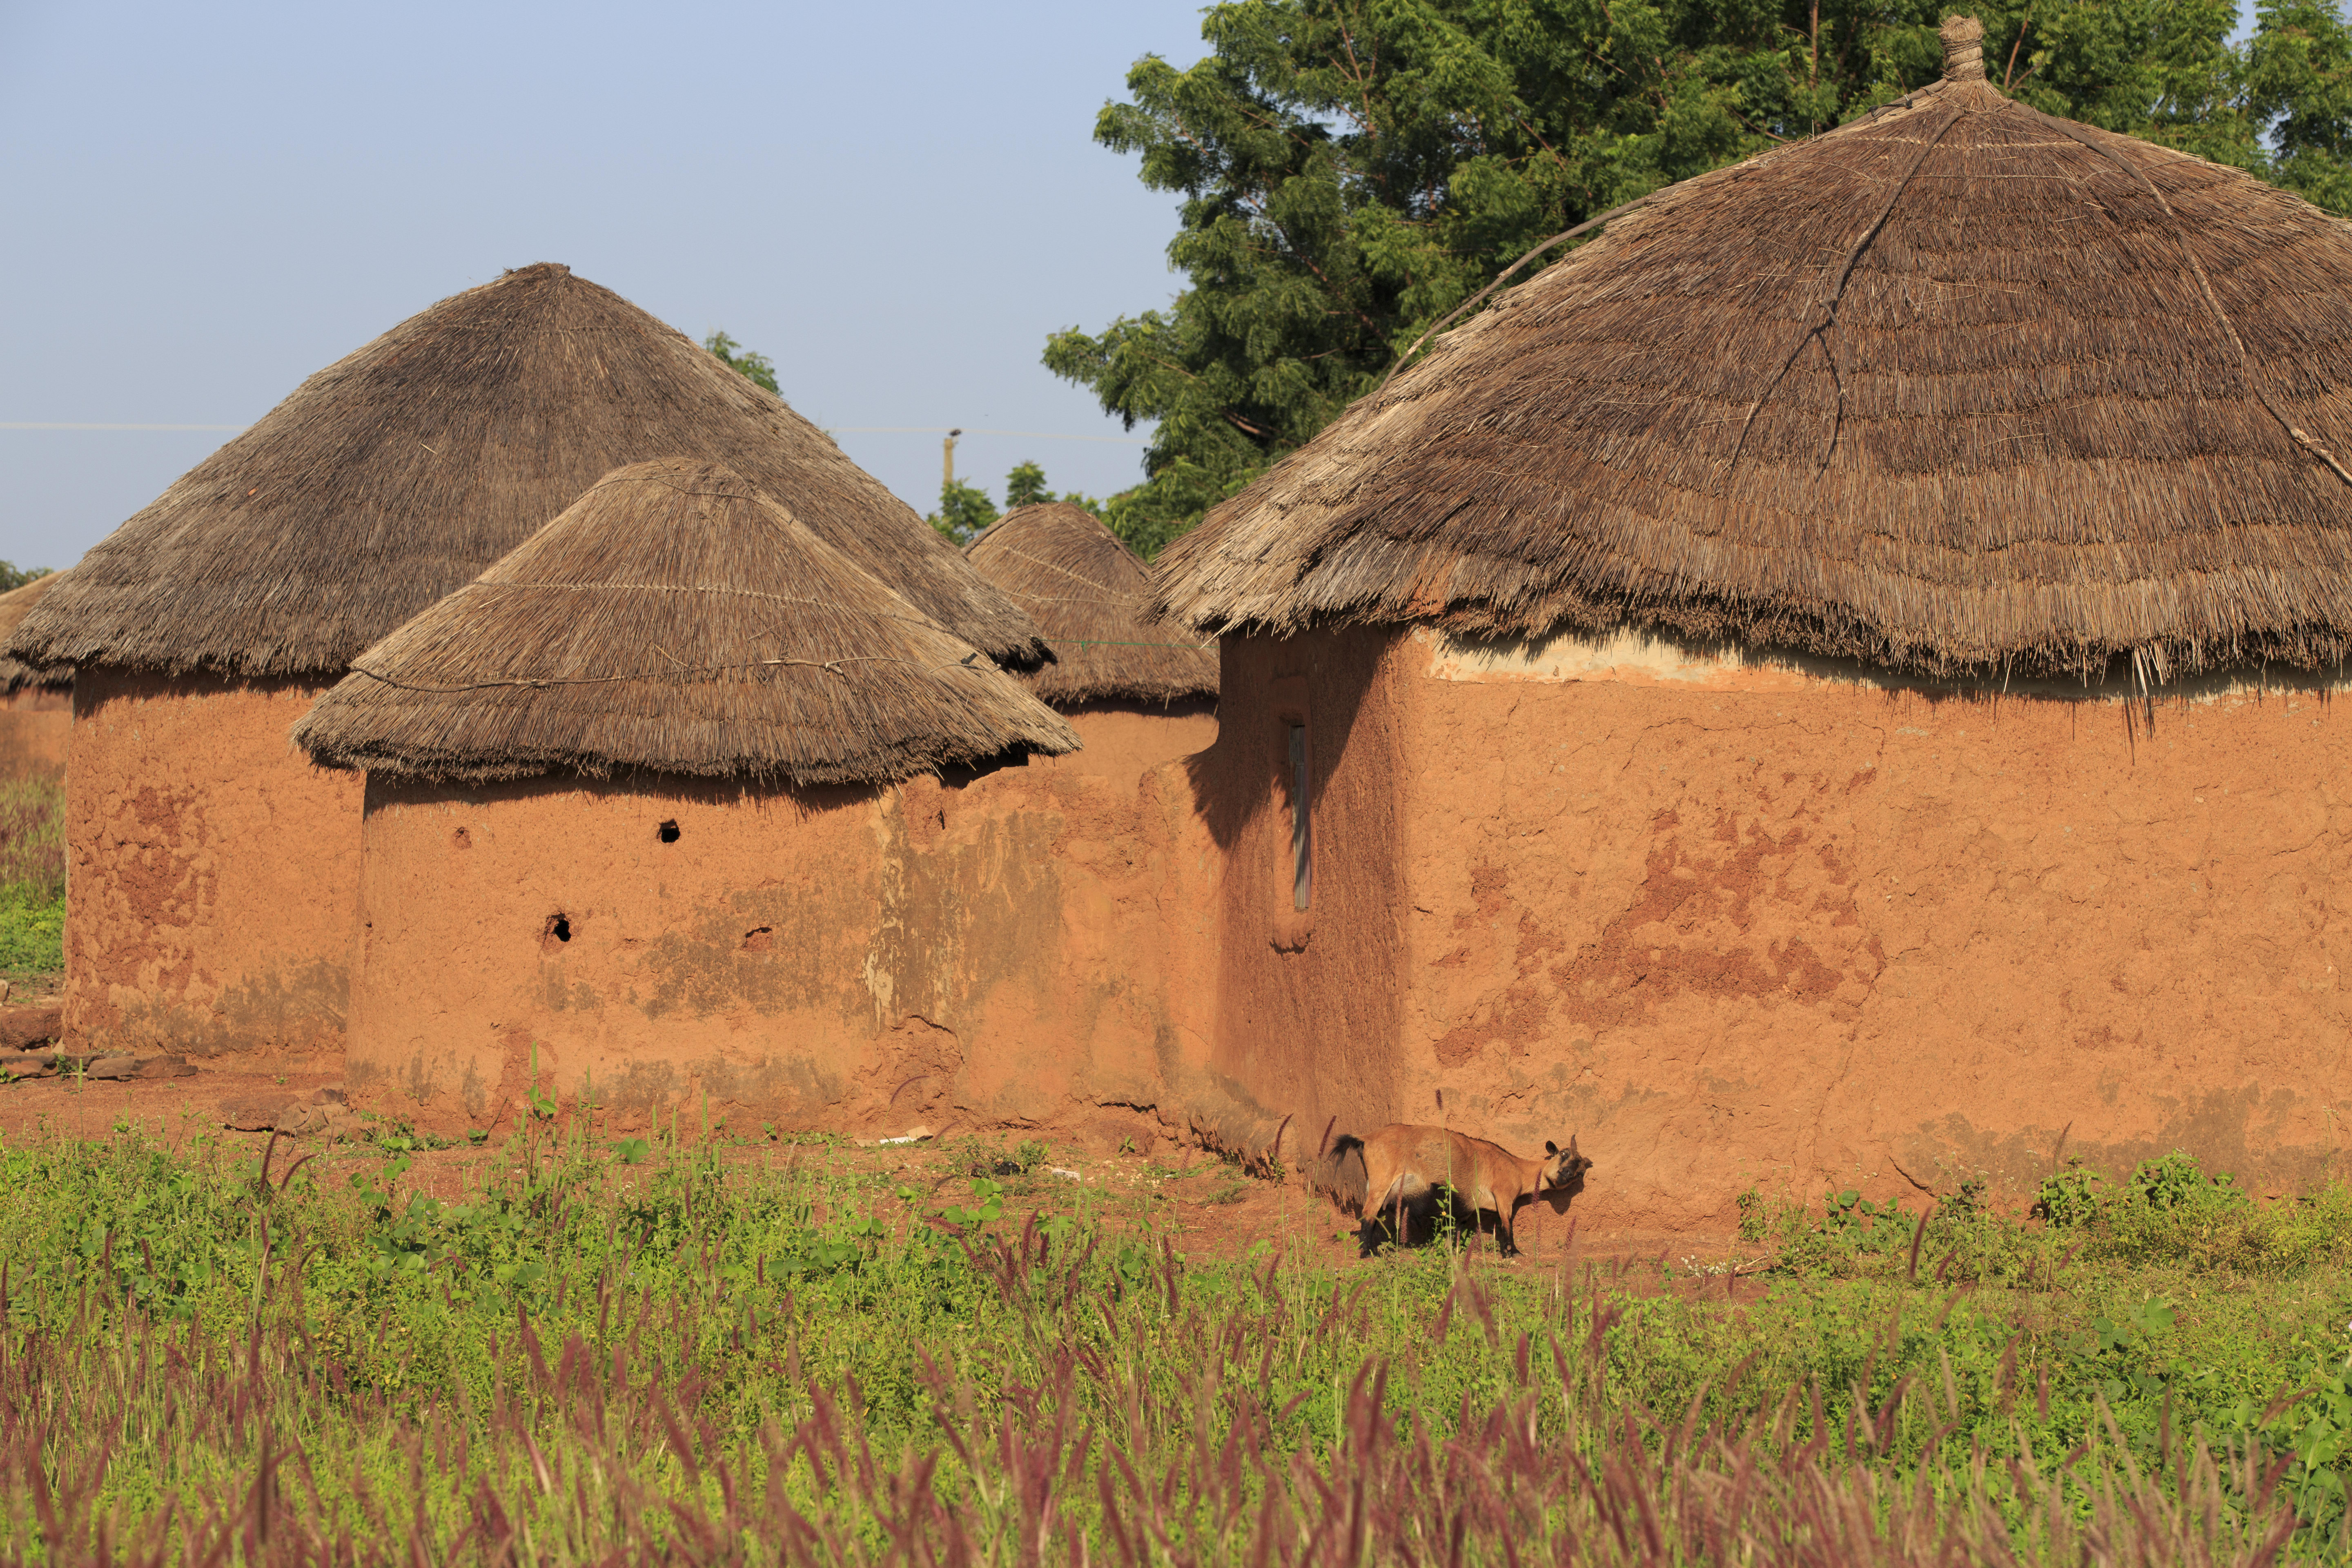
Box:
0, 777, 63, 975
0, 1116, 2343, 1561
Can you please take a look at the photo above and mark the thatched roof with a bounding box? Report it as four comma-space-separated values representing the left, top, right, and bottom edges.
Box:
964, 504, 1217, 705
13, 263, 1043, 678
0, 573, 68, 694
293, 459, 1079, 786
1158, 18, 2352, 682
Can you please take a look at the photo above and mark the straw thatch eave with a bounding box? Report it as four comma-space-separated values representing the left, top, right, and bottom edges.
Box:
12, 264, 1044, 680
0, 573, 71, 695
1156, 33, 2352, 683
964, 504, 1216, 706
294, 459, 1078, 786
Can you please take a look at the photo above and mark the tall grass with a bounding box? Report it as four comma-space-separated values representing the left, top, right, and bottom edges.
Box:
0, 777, 64, 973
0, 1122, 2342, 1562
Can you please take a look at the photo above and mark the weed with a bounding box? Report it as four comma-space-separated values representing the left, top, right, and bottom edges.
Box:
0, 779, 63, 976
0, 1129, 2345, 1559
2037, 1156, 2109, 1226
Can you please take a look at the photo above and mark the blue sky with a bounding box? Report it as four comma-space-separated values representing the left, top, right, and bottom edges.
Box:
0, 2, 2269, 574
0, 1, 1210, 570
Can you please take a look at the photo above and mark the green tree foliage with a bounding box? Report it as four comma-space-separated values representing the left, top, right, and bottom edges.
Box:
1049, 0, 2352, 550
1004, 461, 1056, 510
702, 330, 780, 395
927, 479, 1000, 546
928, 462, 1116, 545
0, 564, 51, 593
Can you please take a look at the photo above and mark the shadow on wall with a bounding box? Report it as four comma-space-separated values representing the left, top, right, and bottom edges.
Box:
1180, 629, 1411, 1163
1178, 633, 1384, 853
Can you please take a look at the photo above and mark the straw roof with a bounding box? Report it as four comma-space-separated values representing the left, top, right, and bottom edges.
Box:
964, 504, 1217, 705
0, 573, 69, 694
13, 263, 1043, 678
1158, 18, 2352, 682
293, 459, 1079, 786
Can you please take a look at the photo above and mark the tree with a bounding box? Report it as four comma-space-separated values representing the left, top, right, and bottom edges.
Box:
703, 330, 779, 394
927, 479, 1000, 546
927, 462, 1117, 545
1004, 461, 1056, 510
1048, 0, 2352, 552
0, 564, 51, 593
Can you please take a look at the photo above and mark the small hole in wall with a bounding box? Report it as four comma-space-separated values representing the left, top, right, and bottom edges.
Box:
546, 914, 572, 943
741, 927, 773, 953
452, 826, 471, 850
657, 820, 681, 843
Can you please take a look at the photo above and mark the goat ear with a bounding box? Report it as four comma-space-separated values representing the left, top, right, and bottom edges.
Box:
1545, 1140, 1557, 1156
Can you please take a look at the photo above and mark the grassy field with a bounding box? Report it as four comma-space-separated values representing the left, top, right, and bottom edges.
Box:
0, 1110, 2345, 1564
0, 777, 64, 977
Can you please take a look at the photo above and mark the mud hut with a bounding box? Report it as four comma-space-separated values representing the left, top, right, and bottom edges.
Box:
964, 503, 1218, 777
8, 263, 1042, 1059
0, 572, 71, 783
1155, 17, 2352, 1240
296, 457, 1157, 1130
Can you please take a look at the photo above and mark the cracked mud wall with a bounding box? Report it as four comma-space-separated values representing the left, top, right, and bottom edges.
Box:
1376, 624, 2352, 1241
64, 670, 359, 1056
1193, 630, 1410, 1158
348, 760, 1219, 1138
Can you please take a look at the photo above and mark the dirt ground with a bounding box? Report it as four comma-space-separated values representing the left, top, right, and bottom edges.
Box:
0, 1048, 1615, 1277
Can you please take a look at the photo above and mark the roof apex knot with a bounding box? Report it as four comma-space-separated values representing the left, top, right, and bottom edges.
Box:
1941, 15, 1987, 82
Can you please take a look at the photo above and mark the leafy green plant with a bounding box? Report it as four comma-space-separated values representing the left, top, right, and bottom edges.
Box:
2134, 1148, 2247, 1211
1736, 1186, 1770, 1242
2037, 1158, 2109, 1226
2071, 1296, 2180, 1405
937, 1177, 1004, 1231
2276, 1356, 2352, 1540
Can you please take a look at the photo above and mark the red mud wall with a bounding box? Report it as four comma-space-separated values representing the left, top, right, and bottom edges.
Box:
1193, 630, 1411, 1151
67, 670, 361, 1056
0, 688, 69, 782
1033, 699, 1218, 783
1212, 626, 2352, 1243
348, 762, 1221, 1141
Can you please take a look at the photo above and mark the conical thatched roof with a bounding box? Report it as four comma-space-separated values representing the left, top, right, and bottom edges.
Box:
964, 504, 1217, 706
12, 263, 1043, 678
293, 459, 1079, 786
1158, 18, 2352, 682
0, 572, 70, 695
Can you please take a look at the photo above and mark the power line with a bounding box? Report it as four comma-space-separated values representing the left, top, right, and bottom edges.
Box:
824, 426, 1148, 445
2, 421, 1151, 445
0, 422, 248, 432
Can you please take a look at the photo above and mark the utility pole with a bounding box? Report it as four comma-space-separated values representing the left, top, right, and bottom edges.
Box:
942, 428, 962, 490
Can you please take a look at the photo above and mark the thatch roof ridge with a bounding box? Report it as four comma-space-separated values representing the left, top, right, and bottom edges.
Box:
293, 459, 1078, 786
0, 573, 69, 694
13, 263, 1044, 679
965, 503, 1216, 705
1155, 34, 2352, 682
